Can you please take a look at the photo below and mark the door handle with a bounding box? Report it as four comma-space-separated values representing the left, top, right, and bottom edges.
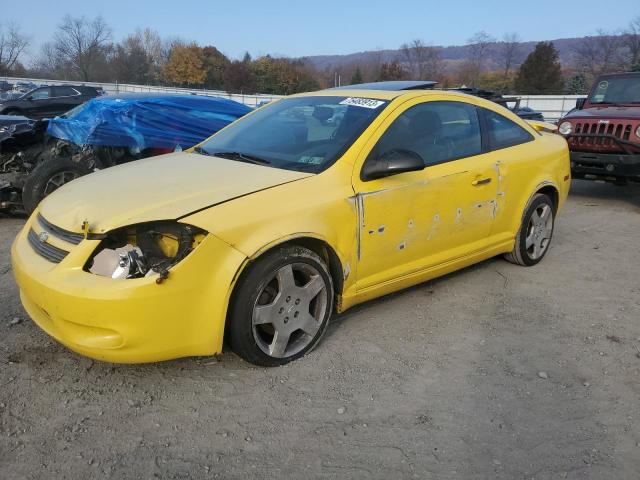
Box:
471, 177, 492, 186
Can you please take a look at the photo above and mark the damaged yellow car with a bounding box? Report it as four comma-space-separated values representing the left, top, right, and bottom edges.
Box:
11, 82, 570, 366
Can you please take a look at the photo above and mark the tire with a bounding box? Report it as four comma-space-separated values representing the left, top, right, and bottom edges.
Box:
22, 158, 89, 214
504, 193, 555, 266
227, 246, 334, 366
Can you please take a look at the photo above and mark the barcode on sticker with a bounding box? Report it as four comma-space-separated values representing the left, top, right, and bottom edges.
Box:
339, 97, 385, 109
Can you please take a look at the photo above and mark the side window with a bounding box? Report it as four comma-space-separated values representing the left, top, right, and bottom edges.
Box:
369, 101, 482, 167
30, 88, 51, 100
483, 109, 534, 150
53, 86, 80, 97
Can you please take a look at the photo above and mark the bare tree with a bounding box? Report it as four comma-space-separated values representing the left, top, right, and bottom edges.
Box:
465, 31, 496, 86
0, 22, 29, 75
499, 33, 522, 78
52, 15, 112, 81
573, 30, 625, 76
623, 16, 640, 68
400, 39, 443, 80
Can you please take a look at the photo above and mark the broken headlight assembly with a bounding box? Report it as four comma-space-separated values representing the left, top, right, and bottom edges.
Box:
85, 221, 206, 281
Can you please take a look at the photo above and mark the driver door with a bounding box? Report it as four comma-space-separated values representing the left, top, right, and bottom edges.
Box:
352, 98, 498, 291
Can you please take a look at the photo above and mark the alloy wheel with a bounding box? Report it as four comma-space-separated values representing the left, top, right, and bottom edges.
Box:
252, 262, 328, 358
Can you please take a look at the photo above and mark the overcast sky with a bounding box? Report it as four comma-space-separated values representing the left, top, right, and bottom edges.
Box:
7, 0, 639, 61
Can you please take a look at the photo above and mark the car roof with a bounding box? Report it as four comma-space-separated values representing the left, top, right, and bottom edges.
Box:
294, 88, 480, 102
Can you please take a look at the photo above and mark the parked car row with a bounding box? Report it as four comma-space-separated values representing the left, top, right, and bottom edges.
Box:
0, 85, 104, 119
0, 94, 250, 214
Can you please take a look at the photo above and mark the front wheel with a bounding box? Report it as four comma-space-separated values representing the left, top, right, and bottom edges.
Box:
22, 158, 89, 214
504, 193, 555, 266
227, 246, 334, 366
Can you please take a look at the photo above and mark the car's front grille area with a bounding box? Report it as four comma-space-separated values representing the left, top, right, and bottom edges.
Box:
572, 121, 633, 148
37, 214, 83, 245
27, 228, 69, 263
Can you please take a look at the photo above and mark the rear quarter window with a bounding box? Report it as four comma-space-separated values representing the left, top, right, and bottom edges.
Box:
483, 108, 534, 151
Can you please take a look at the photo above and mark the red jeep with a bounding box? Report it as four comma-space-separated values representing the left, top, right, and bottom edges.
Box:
558, 72, 640, 184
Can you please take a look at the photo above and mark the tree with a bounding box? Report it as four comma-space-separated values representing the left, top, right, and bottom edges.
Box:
573, 30, 625, 76
202, 46, 230, 90
565, 73, 588, 94
378, 61, 407, 81
51, 15, 112, 81
464, 31, 495, 87
623, 16, 640, 70
112, 34, 153, 83
162, 43, 206, 86
497, 32, 522, 93
251, 56, 319, 95
400, 39, 443, 80
223, 60, 257, 93
515, 42, 564, 94
350, 67, 363, 85
0, 22, 29, 75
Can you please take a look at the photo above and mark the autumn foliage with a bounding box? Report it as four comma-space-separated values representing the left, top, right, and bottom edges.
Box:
163, 44, 206, 86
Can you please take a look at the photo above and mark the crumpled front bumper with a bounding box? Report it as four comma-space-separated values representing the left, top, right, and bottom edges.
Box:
11, 214, 247, 363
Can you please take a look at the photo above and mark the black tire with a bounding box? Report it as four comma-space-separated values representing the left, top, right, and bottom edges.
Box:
504, 193, 555, 266
22, 158, 89, 214
227, 246, 334, 366
2, 108, 22, 116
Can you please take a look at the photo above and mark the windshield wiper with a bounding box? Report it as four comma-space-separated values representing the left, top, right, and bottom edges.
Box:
212, 151, 271, 165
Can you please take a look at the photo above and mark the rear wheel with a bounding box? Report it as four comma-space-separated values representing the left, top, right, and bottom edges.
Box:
228, 246, 334, 366
2, 109, 21, 116
22, 158, 89, 214
504, 193, 555, 266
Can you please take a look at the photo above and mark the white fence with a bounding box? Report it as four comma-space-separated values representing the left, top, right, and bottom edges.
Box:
2, 76, 283, 107
506, 95, 586, 122
3, 76, 584, 120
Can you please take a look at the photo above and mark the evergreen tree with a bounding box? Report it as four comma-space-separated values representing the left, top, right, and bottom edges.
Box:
515, 42, 563, 94
350, 67, 363, 85
564, 73, 588, 95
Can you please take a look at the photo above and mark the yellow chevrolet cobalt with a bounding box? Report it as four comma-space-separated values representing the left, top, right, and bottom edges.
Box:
11, 82, 570, 366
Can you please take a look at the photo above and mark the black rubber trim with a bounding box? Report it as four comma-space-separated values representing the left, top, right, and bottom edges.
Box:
37, 214, 84, 245
28, 228, 69, 263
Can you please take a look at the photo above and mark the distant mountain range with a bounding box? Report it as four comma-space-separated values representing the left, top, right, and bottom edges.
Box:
302, 36, 599, 72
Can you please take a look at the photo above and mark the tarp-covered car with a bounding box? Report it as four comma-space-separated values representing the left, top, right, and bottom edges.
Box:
0, 94, 251, 214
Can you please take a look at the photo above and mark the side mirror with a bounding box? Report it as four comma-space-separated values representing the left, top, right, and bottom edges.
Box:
361, 149, 425, 181
575, 98, 586, 110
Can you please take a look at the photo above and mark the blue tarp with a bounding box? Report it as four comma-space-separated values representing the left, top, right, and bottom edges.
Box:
47, 94, 251, 151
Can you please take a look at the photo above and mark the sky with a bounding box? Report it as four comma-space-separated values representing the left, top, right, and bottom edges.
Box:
4, 0, 639, 62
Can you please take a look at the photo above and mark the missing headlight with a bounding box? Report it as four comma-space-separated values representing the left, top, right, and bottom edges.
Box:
86, 221, 206, 280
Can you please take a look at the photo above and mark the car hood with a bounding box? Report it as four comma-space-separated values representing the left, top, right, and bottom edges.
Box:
38, 152, 312, 233
564, 105, 640, 121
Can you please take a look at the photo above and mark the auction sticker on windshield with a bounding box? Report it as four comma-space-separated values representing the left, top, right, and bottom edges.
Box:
339, 97, 386, 109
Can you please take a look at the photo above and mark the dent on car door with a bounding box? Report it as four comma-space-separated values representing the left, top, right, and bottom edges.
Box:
479, 108, 538, 244
352, 100, 498, 291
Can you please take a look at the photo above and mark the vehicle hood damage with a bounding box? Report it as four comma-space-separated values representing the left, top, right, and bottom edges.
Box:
38, 151, 312, 233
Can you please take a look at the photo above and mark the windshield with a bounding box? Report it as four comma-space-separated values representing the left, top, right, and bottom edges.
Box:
589, 76, 640, 105
196, 96, 389, 173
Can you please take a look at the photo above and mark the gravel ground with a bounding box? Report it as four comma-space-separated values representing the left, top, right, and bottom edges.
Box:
1, 180, 639, 480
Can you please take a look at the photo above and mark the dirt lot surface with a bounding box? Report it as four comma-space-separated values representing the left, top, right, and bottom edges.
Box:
1, 180, 639, 479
